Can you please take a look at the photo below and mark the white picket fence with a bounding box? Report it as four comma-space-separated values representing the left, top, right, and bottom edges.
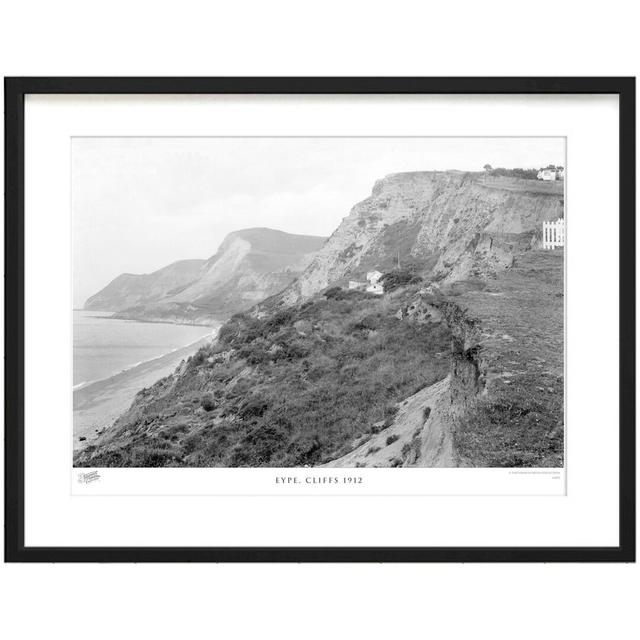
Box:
542, 218, 565, 250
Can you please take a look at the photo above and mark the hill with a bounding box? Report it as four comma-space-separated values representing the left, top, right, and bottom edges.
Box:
84, 259, 205, 312
85, 228, 326, 324
75, 285, 452, 467
266, 171, 563, 309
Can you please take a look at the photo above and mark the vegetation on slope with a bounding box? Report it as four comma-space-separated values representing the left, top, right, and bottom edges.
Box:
75, 285, 451, 467
449, 250, 564, 467
75, 249, 564, 469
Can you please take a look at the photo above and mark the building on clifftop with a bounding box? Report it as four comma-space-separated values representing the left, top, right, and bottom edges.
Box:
366, 270, 384, 295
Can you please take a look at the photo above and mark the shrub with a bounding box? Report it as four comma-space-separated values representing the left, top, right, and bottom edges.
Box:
230, 425, 288, 466
218, 321, 239, 346
487, 167, 538, 180
381, 267, 422, 292
386, 434, 400, 446
349, 314, 382, 333
228, 379, 251, 398
237, 337, 271, 364
132, 448, 176, 467
238, 395, 269, 420
182, 433, 204, 455
384, 405, 399, 419
200, 394, 216, 411
263, 309, 294, 334
188, 349, 208, 369
324, 286, 347, 300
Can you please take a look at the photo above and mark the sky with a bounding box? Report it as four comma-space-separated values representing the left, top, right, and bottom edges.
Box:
72, 137, 565, 307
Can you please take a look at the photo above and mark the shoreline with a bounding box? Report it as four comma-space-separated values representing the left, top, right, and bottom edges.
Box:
73, 330, 213, 391
75, 308, 219, 328
73, 329, 219, 452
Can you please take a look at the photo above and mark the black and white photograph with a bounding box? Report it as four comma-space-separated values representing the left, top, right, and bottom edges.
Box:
72, 136, 565, 470
3, 74, 634, 573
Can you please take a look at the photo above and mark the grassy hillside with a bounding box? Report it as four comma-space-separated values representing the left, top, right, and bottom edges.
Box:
75, 248, 564, 469
449, 249, 564, 467
75, 285, 451, 467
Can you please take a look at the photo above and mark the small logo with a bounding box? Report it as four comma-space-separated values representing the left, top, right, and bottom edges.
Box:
78, 470, 101, 484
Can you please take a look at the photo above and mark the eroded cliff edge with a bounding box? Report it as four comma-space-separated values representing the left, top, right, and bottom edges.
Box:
326, 249, 563, 468
267, 171, 563, 308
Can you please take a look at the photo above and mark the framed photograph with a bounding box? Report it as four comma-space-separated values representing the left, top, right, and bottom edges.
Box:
4, 77, 635, 562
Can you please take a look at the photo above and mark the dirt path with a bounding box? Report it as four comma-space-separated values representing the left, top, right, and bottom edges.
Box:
323, 376, 456, 468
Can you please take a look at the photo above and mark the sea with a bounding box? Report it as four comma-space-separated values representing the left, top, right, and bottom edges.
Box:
73, 310, 215, 388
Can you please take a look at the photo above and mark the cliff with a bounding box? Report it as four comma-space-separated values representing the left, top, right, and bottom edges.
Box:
85, 228, 326, 324
272, 171, 563, 307
325, 249, 564, 468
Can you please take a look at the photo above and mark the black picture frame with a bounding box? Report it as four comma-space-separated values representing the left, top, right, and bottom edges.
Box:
4, 77, 635, 563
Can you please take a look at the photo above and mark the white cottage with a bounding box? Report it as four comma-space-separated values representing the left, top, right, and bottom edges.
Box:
537, 169, 557, 181
366, 270, 384, 295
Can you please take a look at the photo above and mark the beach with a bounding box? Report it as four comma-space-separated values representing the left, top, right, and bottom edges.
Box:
73, 333, 216, 451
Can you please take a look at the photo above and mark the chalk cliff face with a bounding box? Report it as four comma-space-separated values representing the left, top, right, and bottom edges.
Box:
277, 171, 564, 305
85, 228, 326, 324
168, 228, 325, 307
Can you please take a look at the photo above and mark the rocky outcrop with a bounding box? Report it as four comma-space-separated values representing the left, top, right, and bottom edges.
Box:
323, 377, 455, 468
276, 172, 563, 306
439, 301, 486, 414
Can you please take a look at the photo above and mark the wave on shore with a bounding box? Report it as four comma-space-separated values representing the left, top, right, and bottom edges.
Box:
72, 331, 214, 392
73, 329, 219, 452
